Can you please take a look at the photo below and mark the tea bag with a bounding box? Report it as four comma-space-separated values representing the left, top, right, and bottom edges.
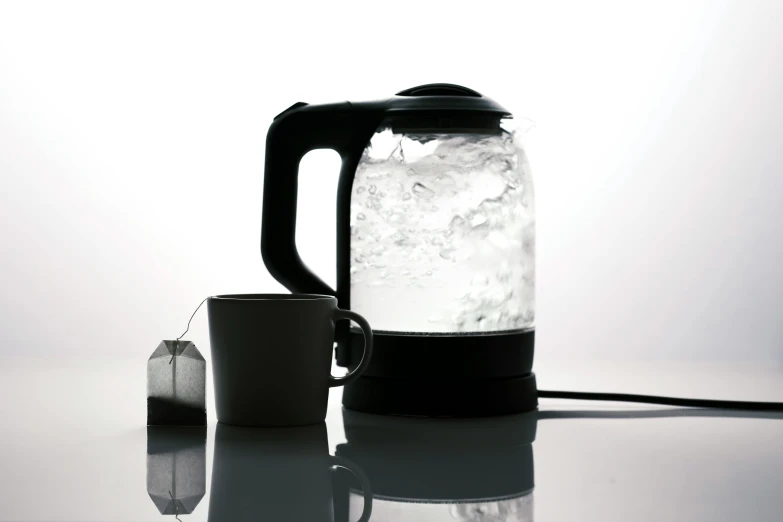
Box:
147, 340, 206, 426
147, 426, 206, 516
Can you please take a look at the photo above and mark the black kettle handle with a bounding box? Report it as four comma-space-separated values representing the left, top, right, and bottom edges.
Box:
261, 102, 383, 295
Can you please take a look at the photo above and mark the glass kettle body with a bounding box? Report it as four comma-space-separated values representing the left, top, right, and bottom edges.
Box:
349, 119, 534, 334
261, 85, 538, 417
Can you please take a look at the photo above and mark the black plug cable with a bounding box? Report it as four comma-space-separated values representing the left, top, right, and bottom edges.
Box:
537, 389, 783, 412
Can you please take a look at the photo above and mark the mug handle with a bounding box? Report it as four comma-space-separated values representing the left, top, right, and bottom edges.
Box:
329, 455, 373, 522
329, 309, 373, 387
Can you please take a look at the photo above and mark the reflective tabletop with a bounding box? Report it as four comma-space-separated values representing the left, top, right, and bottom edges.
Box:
1, 356, 782, 521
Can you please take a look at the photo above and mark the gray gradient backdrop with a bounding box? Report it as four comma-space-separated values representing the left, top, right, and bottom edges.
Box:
0, 0, 781, 365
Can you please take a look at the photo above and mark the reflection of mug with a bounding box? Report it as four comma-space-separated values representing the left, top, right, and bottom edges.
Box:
208, 423, 372, 522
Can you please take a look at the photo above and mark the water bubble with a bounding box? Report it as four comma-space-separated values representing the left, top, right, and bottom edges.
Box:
473, 275, 490, 286
392, 232, 409, 246
380, 271, 389, 279
425, 270, 433, 276
489, 158, 513, 173
367, 168, 391, 180
412, 182, 435, 199
390, 140, 404, 161
354, 254, 365, 263
450, 215, 466, 228
439, 248, 454, 260
357, 213, 366, 220
402, 193, 412, 201
435, 174, 456, 186
356, 186, 366, 194
368, 185, 377, 195
471, 214, 488, 227
431, 237, 443, 246
350, 266, 359, 274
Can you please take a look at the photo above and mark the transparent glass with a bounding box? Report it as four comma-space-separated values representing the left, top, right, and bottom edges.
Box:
349, 492, 534, 522
349, 117, 535, 333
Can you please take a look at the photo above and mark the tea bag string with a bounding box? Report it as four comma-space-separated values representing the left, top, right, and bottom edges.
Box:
169, 490, 181, 521
171, 296, 213, 364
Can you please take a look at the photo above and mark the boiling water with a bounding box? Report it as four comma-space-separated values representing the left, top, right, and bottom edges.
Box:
349, 126, 535, 333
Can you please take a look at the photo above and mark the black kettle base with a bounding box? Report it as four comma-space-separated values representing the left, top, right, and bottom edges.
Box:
341, 373, 538, 417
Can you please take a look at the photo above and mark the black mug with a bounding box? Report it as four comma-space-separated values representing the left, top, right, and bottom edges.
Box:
207, 294, 373, 426
208, 423, 372, 522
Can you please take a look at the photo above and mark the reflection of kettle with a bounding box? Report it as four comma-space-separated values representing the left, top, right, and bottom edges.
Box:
334, 410, 537, 522
208, 423, 371, 522
261, 84, 537, 417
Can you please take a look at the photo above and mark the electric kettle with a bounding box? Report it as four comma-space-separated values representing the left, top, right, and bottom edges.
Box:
261, 84, 537, 416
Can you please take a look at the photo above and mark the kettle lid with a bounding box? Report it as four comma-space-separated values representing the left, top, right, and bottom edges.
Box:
382, 82, 511, 115
372, 83, 511, 133
395, 83, 482, 97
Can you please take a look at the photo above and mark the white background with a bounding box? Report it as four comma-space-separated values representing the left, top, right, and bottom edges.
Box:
1, 0, 781, 366
1, 4, 782, 520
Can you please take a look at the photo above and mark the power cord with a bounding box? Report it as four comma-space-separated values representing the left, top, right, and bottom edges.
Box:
537, 389, 783, 412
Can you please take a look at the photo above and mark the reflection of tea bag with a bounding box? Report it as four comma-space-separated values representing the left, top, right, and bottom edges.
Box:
147, 426, 207, 516
147, 340, 206, 426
